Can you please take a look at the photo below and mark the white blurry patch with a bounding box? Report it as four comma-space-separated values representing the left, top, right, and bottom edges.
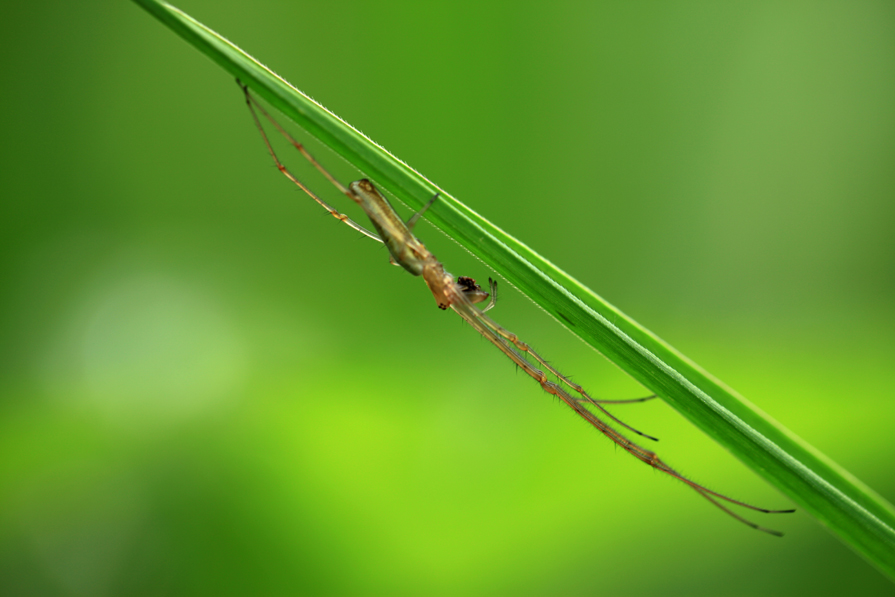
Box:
73, 273, 246, 425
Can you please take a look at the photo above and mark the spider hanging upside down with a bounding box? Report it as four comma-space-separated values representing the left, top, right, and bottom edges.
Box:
237, 80, 794, 536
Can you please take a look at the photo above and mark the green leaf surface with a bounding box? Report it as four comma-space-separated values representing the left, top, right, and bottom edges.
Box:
134, 0, 895, 579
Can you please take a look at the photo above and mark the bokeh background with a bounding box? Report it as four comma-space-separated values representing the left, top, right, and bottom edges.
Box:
1, 1, 894, 595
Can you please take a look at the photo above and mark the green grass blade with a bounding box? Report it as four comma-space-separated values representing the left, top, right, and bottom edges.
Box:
134, 0, 895, 579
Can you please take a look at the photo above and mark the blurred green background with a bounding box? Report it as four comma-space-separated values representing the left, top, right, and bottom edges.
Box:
1, 1, 894, 595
